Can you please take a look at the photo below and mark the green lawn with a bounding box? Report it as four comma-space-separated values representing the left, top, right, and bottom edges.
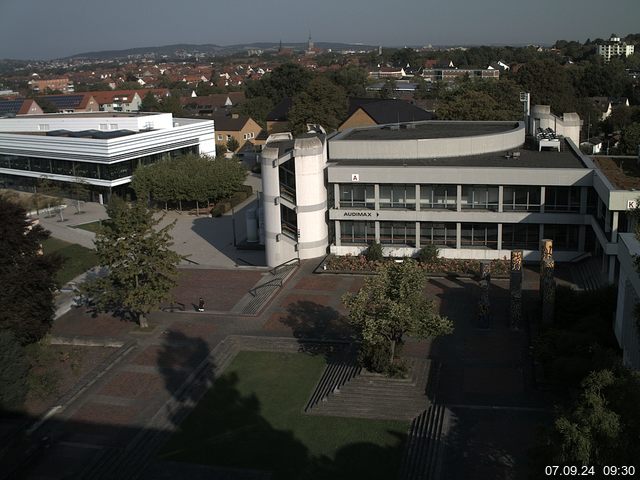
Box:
73, 221, 103, 234
42, 238, 97, 285
160, 351, 408, 480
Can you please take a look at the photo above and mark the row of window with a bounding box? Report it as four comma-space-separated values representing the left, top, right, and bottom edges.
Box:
0, 147, 197, 181
337, 184, 582, 213
339, 221, 580, 250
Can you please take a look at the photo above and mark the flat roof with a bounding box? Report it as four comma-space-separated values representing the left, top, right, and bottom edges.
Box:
330, 141, 586, 169
593, 156, 640, 190
2, 112, 162, 119
337, 121, 519, 141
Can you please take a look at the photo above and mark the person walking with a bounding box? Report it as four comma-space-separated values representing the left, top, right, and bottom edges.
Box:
198, 297, 205, 312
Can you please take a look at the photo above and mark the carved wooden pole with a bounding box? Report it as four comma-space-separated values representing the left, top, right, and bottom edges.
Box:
478, 261, 491, 328
509, 249, 523, 330
539, 239, 555, 324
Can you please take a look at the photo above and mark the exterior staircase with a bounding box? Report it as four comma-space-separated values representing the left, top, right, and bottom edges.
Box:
308, 358, 431, 421
571, 257, 607, 291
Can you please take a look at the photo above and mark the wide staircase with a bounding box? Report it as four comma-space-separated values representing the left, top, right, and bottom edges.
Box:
398, 363, 447, 480
237, 258, 299, 315
307, 358, 431, 421
571, 257, 607, 291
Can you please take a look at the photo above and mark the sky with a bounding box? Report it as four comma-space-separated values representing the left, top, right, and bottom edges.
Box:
0, 0, 639, 60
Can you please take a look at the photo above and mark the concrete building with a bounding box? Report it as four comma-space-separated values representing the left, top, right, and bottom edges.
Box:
259, 110, 640, 366
28, 77, 74, 93
0, 112, 215, 202
598, 34, 635, 62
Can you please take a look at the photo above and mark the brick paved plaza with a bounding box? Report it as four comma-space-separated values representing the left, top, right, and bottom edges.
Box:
6, 262, 549, 479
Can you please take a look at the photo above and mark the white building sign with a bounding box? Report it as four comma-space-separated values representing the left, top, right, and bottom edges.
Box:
628, 200, 638, 210
351, 174, 359, 182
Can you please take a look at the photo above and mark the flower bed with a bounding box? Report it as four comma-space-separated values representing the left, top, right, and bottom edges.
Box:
323, 254, 510, 277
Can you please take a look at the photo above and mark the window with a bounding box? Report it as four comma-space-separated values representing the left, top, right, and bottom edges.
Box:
461, 185, 499, 211
502, 223, 539, 250
278, 159, 296, 202
99, 124, 108, 130
502, 186, 541, 211
226, 135, 232, 141
420, 222, 456, 247
461, 223, 498, 249
38, 124, 50, 131
340, 221, 375, 244
379, 184, 416, 209
544, 187, 580, 212
109, 123, 118, 130
420, 185, 456, 210
339, 184, 375, 209
544, 224, 579, 251
281, 205, 297, 240
379, 222, 416, 246
217, 134, 223, 141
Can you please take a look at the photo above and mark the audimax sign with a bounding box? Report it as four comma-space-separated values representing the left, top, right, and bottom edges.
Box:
343, 211, 379, 217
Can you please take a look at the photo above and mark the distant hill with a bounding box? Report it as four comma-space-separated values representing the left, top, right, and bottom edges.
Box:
64, 42, 381, 60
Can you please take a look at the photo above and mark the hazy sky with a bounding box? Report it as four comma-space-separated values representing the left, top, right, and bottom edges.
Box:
1, 0, 638, 59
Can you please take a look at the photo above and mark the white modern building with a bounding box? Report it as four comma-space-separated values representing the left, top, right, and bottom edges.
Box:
0, 112, 215, 202
598, 34, 635, 62
260, 110, 640, 368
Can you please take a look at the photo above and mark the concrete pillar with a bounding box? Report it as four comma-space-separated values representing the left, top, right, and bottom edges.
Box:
334, 183, 341, 209
539, 224, 545, 242
374, 184, 380, 211
580, 186, 588, 214
605, 209, 611, 233
498, 186, 504, 213
456, 184, 462, 212
614, 270, 627, 342
611, 211, 619, 243
540, 186, 546, 213
261, 145, 284, 267
497, 223, 503, 250
335, 221, 341, 247
608, 256, 616, 284
415, 221, 421, 248
375, 221, 380, 243
415, 185, 421, 211
456, 222, 462, 249
578, 225, 586, 252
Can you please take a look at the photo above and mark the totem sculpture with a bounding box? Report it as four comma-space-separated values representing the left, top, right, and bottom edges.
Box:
539, 239, 556, 324
509, 249, 523, 330
478, 261, 491, 328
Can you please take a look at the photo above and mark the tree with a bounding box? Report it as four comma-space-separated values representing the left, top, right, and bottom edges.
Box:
514, 59, 577, 114
69, 177, 90, 214
140, 91, 161, 112
0, 330, 30, 411
288, 77, 347, 134
246, 63, 313, 103
37, 98, 58, 113
342, 260, 453, 370
0, 197, 61, 344
226, 136, 240, 152
618, 123, 640, 155
436, 79, 522, 121
331, 66, 369, 97
379, 79, 397, 99
80, 198, 182, 328
234, 96, 273, 129
159, 92, 184, 116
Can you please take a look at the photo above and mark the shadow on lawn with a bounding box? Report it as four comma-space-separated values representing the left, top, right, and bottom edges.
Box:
155, 330, 404, 480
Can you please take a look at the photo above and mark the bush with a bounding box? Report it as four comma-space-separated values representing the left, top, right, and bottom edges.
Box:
365, 242, 384, 262
358, 341, 391, 373
0, 331, 30, 411
210, 204, 225, 217
251, 163, 262, 174
417, 245, 439, 263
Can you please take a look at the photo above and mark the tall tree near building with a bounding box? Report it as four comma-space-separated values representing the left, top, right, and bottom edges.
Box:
513, 59, 577, 114
0, 197, 61, 344
140, 91, 161, 112
618, 123, 640, 155
343, 260, 453, 371
0, 330, 30, 411
80, 198, 182, 328
288, 77, 347, 134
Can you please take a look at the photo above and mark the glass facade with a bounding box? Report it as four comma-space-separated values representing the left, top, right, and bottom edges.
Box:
544, 224, 579, 250
502, 223, 539, 250
544, 186, 581, 212
420, 184, 456, 210
340, 221, 375, 245
379, 184, 416, 210
379, 221, 416, 246
278, 158, 296, 202
340, 184, 375, 209
502, 186, 541, 211
420, 222, 456, 247
281, 205, 298, 240
461, 185, 499, 211
0, 146, 197, 183
461, 223, 498, 249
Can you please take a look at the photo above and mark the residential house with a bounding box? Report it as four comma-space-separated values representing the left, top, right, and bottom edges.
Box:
266, 97, 293, 133
213, 112, 262, 153
598, 34, 635, 62
181, 92, 246, 115
368, 66, 407, 79
0, 99, 43, 116
338, 98, 434, 131
38, 93, 99, 113
29, 77, 74, 93
90, 90, 143, 112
